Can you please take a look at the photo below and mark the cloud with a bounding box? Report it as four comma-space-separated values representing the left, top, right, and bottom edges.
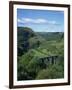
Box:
17, 18, 59, 25
22, 18, 33, 22
49, 21, 56, 24
17, 19, 22, 23
34, 19, 47, 23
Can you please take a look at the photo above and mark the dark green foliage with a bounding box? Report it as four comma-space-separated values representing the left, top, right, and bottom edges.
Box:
36, 56, 64, 79
17, 27, 35, 56
36, 64, 64, 79
17, 62, 33, 80
17, 27, 64, 80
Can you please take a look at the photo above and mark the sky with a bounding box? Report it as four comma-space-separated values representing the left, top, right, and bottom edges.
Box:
17, 9, 64, 32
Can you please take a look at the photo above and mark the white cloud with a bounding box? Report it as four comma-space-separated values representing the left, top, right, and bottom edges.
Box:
17, 18, 59, 25
22, 18, 33, 22
35, 19, 47, 23
48, 21, 56, 24
17, 19, 22, 23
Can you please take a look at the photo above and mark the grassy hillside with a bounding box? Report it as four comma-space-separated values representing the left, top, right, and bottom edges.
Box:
17, 27, 64, 80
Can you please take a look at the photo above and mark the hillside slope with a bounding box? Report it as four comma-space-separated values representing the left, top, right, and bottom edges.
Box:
17, 27, 64, 80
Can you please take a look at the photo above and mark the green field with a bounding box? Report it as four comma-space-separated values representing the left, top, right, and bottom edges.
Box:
17, 27, 64, 80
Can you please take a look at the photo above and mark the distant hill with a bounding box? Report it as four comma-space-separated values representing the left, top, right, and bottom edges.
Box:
37, 32, 64, 41
17, 27, 45, 56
